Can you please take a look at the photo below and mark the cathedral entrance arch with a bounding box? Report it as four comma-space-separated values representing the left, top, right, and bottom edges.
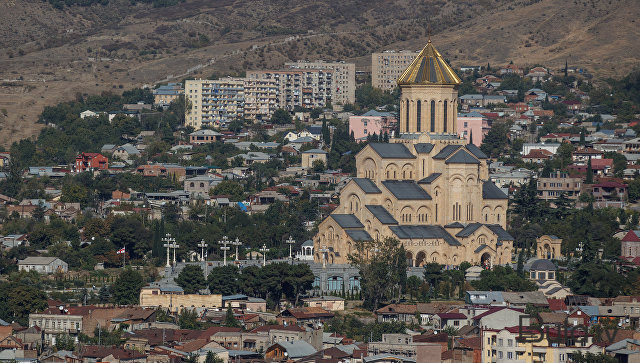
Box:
406, 251, 414, 267
481, 253, 492, 269
415, 251, 427, 267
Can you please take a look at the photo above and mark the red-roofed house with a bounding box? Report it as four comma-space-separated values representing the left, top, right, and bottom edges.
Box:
547, 298, 567, 312
433, 313, 467, 329
572, 148, 604, 163
622, 230, 640, 261
523, 149, 553, 164
591, 181, 627, 202
276, 307, 334, 326
75, 153, 108, 172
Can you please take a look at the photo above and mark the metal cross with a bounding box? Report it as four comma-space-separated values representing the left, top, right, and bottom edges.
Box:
231, 237, 242, 262
285, 236, 296, 264
162, 233, 174, 267
259, 244, 269, 267
218, 236, 230, 266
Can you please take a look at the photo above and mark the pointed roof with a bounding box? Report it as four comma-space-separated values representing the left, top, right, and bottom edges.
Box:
397, 40, 461, 86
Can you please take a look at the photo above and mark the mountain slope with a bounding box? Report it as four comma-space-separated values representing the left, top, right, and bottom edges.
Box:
0, 0, 638, 146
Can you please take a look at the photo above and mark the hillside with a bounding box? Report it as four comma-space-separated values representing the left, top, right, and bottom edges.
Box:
1, 0, 639, 147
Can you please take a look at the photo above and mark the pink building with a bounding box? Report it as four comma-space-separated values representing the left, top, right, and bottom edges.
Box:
349, 110, 397, 142
457, 112, 489, 147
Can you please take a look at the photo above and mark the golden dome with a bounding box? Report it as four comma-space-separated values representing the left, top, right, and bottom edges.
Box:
397, 39, 461, 86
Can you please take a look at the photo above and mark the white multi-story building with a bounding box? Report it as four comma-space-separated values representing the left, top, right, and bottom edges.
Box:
372, 50, 420, 91
185, 78, 245, 129
285, 61, 356, 105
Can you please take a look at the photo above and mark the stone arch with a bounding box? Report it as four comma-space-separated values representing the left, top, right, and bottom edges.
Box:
385, 163, 399, 180
401, 163, 414, 180
348, 193, 361, 213
416, 251, 427, 267
482, 206, 491, 223
400, 206, 414, 223
430, 252, 440, 263
481, 253, 492, 269
417, 206, 430, 223
494, 206, 505, 224
328, 226, 335, 241
452, 254, 459, 264
365, 219, 372, 231
362, 158, 377, 179
384, 198, 393, 212
406, 251, 414, 267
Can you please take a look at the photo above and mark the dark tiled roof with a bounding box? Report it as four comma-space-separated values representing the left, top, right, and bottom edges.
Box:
445, 149, 480, 164
389, 225, 461, 246
482, 181, 508, 199
346, 230, 373, 241
368, 143, 416, 159
465, 144, 488, 159
444, 222, 465, 228
414, 143, 434, 154
474, 244, 490, 253
418, 173, 441, 184
382, 180, 431, 200
456, 223, 483, 237
351, 178, 381, 193
330, 214, 364, 229
365, 205, 398, 224
486, 224, 514, 241
433, 145, 462, 159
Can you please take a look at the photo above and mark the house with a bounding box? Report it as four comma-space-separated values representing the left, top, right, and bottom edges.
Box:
276, 307, 334, 326
221, 295, 267, 312
349, 110, 397, 141
153, 83, 184, 106
231, 152, 270, 166
433, 313, 467, 329
80, 110, 99, 119
572, 147, 604, 164
1, 234, 29, 249
79, 345, 146, 363
465, 291, 505, 306
537, 172, 582, 200
472, 307, 528, 330
590, 181, 627, 204
75, 153, 108, 172
189, 130, 222, 145
265, 340, 317, 360
112, 144, 141, 161
184, 176, 219, 198
301, 149, 328, 169
376, 304, 418, 324
457, 111, 489, 147
522, 149, 553, 164
18, 257, 68, 274
136, 164, 186, 181
521, 143, 560, 156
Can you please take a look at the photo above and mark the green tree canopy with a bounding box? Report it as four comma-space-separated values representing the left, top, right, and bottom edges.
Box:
111, 268, 144, 305
175, 265, 207, 294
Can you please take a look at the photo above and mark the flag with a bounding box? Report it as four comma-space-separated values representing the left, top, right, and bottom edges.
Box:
116, 247, 125, 254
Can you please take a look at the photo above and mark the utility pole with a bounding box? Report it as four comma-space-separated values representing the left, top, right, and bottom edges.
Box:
285, 236, 296, 264
218, 236, 230, 266
260, 244, 269, 267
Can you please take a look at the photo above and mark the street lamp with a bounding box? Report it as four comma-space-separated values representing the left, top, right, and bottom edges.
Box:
162, 233, 174, 267
171, 242, 180, 266
285, 236, 296, 264
218, 236, 230, 266
260, 244, 269, 267
231, 238, 242, 262
197, 239, 208, 262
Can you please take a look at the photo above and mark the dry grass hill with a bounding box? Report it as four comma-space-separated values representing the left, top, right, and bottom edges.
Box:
1, 0, 639, 147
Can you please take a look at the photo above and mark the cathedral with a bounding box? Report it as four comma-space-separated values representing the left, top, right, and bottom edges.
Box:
313, 38, 513, 268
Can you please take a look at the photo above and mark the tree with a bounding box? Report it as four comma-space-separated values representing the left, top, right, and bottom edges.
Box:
349, 237, 406, 310
208, 265, 241, 295
223, 307, 240, 327
312, 159, 325, 173
111, 268, 144, 305
205, 351, 224, 363
480, 121, 510, 157
470, 266, 537, 292
585, 157, 593, 184
178, 308, 200, 329
175, 265, 207, 294
270, 109, 292, 124
98, 286, 111, 303
321, 119, 330, 144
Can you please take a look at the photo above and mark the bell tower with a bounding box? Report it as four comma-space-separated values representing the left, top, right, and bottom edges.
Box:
397, 36, 461, 134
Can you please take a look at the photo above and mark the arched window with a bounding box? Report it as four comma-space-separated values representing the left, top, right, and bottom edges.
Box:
430, 100, 436, 132
443, 100, 448, 132
406, 100, 410, 132
416, 100, 421, 132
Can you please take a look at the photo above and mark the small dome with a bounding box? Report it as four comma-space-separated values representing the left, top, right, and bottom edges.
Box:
530, 259, 557, 271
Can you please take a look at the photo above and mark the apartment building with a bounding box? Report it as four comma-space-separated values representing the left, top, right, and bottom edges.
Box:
537, 172, 582, 200
285, 61, 356, 105
371, 50, 419, 91
243, 78, 278, 122
153, 83, 183, 106
246, 69, 334, 111
185, 78, 245, 130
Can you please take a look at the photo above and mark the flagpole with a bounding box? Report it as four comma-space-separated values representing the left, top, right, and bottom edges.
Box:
122, 247, 126, 268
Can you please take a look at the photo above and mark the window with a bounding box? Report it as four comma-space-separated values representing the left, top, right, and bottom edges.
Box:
508, 352, 513, 359
406, 100, 410, 131
416, 100, 421, 132
443, 100, 448, 132
464, 122, 468, 127
430, 100, 436, 131
508, 339, 513, 347
364, 129, 368, 134
498, 351, 503, 359
498, 339, 503, 346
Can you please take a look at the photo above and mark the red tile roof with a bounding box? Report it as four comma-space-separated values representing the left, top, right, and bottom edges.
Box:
250, 324, 305, 333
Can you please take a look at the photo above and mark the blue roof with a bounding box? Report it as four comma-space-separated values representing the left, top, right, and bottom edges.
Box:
418, 173, 441, 184
445, 149, 480, 164
352, 178, 382, 193
382, 180, 431, 200
346, 230, 373, 241
330, 214, 364, 229
433, 145, 462, 159
369, 143, 415, 159
456, 223, 483, 237
486, 224, 514, 241
414, 143, 434, 154
483, 181, 508, 199
474, 244, 490, 253
365, 205, 398, 224
466, 144, 488, 159
577, 305, 599, 317
272, 340, 316, 358
222, 294, 249, 301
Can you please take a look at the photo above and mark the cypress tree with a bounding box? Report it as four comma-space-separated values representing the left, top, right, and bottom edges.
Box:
586, 157, 593, 184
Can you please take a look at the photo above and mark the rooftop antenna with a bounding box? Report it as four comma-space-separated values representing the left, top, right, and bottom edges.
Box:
427, 24, 432, 42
